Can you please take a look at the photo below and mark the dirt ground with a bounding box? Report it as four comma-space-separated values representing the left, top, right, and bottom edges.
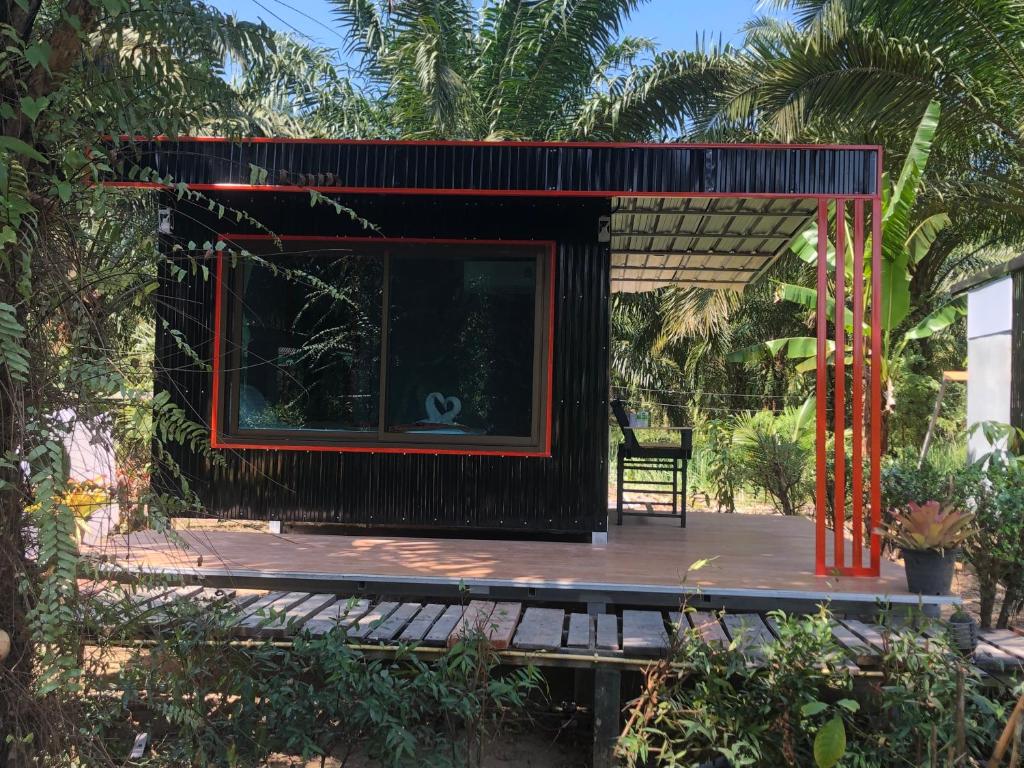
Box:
264, 728, 589, 767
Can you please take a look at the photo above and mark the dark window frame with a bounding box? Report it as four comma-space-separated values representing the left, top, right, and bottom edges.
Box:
210, 236, 555, 457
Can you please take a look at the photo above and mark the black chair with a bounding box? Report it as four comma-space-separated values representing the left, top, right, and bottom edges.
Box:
611, 399, 693, 527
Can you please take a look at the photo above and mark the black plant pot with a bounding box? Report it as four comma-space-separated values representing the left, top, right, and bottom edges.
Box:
948, 614, 979, 654
902, 548, 959, 595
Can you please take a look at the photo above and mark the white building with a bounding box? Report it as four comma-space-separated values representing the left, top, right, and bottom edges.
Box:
951, 255, 1023, 460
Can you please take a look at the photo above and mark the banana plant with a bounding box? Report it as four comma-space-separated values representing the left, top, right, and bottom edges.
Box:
728, 101, 965, 442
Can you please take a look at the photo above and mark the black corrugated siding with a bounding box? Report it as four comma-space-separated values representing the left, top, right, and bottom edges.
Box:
154, 193, 610, 535
1012, 269, 1023, 431
109, 139, 878, 197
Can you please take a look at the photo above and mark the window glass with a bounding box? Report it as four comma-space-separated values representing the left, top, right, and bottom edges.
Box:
236, 252, 383, 433
385, 253, 537, 438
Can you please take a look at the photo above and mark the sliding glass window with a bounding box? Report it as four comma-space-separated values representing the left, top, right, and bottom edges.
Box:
216, 239, 553, 454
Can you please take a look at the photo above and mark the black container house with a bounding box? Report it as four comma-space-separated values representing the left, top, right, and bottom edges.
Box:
109, 138, 882, 547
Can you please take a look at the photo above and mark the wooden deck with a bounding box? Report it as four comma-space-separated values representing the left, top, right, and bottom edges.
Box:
84, 584, 1022, 673
95, 513, 953, 607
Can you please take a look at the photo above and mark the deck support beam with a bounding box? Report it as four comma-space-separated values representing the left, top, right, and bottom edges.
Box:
592, 668, 621, 768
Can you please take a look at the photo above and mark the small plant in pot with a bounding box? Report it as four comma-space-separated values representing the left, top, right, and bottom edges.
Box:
882, 500, 974, 595
947, 609, 979, 654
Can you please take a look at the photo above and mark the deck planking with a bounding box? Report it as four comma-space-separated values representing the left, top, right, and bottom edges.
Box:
621, 610, 669, 656
399, 604, 447, 643
85, 584, 1022, 678
688, 611, 730, 646
565, 613, 593, 650
514, 608, 565, 651
303, 598, 372, 636
596, 614, 620, 652
368, 603, 421, 641
97, 513, 927, 603
349, 602, 400, 640
448, 601, 522, 650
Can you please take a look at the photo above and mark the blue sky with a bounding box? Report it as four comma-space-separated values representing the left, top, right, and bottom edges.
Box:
208, 0, 767, 51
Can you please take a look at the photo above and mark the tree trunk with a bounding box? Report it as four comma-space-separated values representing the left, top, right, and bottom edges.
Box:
0, 3, 99, 761
978, 575, 998, 630
0, 289, 32, 767
998, 585, 1020, 630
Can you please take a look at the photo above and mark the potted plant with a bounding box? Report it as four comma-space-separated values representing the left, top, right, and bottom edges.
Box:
882, 500, 974, 595
947, 609, 979, 654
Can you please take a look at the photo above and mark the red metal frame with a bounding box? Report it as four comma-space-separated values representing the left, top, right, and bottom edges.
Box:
814, 201, 829, 576
870, 199, 883, 574
208, 235, 557, 458
834, 201, 847, 572
814, 196, 883, 577
851, 200, 866, 571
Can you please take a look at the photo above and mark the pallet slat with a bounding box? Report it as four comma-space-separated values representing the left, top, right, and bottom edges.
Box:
143, 586, 207, 624
237, 592, 312, 636
369, 603, 421, 642
689, 611, 729, 646
973, 640, 1024, 672
349, 602, 400, 640
841, 619, 889, 655
622, 610, 668, 656
566, 613, 593, 650
831, 620, 878, 665
596, 614, 619, 652
513, 608, 565, 651
397, 604, 446, 642
303, 597, 372, 636
263, 593, 337, 637
980, 629, 1024, 661
425, 605, 465, 646
448, 601, 522, 650
722, 613, 774, 657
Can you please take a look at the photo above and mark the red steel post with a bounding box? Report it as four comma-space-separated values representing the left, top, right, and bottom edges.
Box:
815, 200, 829, 576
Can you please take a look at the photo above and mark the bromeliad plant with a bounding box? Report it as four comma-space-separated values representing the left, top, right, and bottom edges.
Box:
883, 500, 975, 596
883, 500, 974, 553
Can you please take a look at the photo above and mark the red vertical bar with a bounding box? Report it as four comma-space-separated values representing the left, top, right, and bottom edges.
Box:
833, 200, 846, 573
869, 197, 883, 575
815, 200, 829, 576
851, 200, 865, 572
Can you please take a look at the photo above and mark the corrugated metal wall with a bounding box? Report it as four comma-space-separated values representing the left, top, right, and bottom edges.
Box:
110, 139, 879, 197
1012, 270, 1023, 431
154, 193, 610, 535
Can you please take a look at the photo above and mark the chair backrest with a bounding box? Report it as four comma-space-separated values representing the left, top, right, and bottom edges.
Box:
610, 399, 640, 450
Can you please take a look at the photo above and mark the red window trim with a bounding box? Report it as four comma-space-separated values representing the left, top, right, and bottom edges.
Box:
209, 235, 556, 458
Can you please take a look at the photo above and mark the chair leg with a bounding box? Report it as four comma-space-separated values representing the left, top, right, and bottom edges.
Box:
680, 459, 688, 528
616, 453, 625, 526
671, 458, 678, 518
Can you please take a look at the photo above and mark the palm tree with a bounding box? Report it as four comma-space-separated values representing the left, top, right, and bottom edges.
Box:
701, 0, 1024, 247
318, 0, 735, 140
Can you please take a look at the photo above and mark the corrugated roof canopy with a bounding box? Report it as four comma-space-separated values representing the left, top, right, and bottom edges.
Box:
102, 138, 878, 293
610, 196, 817, 292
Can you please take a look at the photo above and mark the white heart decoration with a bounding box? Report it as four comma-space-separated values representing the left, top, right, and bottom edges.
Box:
424, 392, 462, 424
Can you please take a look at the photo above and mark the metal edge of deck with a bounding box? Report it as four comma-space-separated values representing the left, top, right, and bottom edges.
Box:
98, 563, 960, 607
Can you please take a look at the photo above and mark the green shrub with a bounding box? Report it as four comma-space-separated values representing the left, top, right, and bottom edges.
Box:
884, 440, 1024, 629
617, 609, 1009, 767
104, 597, 542, 767
961, 460, 1024, 628
732, 408, 814, 516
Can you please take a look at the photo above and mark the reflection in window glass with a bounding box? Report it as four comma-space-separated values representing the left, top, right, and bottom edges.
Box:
237, 252, 382, 433
385, 254, 537, 438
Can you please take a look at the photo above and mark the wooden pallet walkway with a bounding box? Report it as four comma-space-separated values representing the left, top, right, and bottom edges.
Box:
89, 585, 1024, 674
